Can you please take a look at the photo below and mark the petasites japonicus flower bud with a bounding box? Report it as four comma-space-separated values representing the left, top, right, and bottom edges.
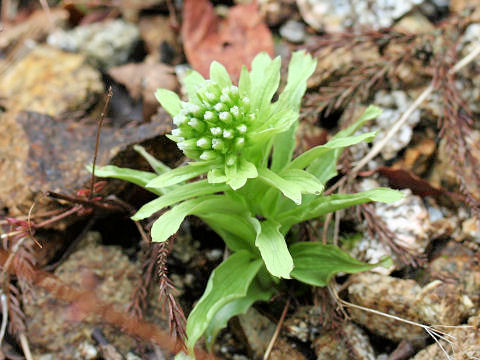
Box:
154, 52, 315, 190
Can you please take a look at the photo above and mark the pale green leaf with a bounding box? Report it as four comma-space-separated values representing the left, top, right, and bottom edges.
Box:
86, 164, 162, 195
334, 105, 382, 140
282, 169, 324, 195
238, 65, 251, 97
277, 188, 404, 229
202, 217, 256, 253
287, 131, 377, 170
207, 168, 227, 183
306, 150, 338, 185
150, 194, 249, 243
150, 198, 206, 242
186, 251, 263, 352
249, 53, 281, 118
271, 122, 297, 172
199, 212, 258, 251
258, 168, 302, 205
210, 61, 232, 90
183, 70, 207, 102
146, 161, 219, 189
290, 242, 392, 286
255, 219, 293, 279
174, 352, 194, 360
275, 50, 317, 112
226, 159, 258, 190
132, 181, 228, 221
270, 51, 316, 172
155, 89, 181, 117
133, 145, 171, 174
204, 278, 274, 351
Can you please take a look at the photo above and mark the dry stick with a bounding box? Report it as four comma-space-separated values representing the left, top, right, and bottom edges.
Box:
0, 293, 7, 347
264, 298, 290, 360
89, 86, 113, 201
325, 42, 480, 196
37, 0, 54, 28
19, 333, 32, 360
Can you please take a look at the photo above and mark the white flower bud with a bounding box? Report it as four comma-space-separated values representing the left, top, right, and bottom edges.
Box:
230, 105, 240, 118
196, 137, 211, 149
210, 127, 222, 136
204, 111, 215, 121
177, 139, 197, 151
188, 118, 205, 132
220, 94, 231, 103
172, 128, 183, 137
212, 138, 225, 151
223, 130, 233, 139
235, 137, 245, 148
205, 92, 216, 101
200, 151, 218, 161
214, 103, 225, 112
219, 112, 232, 123
237, 124, 247, 134
173, 113, 186, 125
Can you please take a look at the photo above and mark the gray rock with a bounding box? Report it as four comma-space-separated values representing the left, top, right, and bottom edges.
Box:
348, 273, 473, 342
48, 20, 140, 69
314, 322, 376, 360
351, 180, 430, 273
296, 0, 425, 32
373, 90, 421, 160
279, 20, 306, 43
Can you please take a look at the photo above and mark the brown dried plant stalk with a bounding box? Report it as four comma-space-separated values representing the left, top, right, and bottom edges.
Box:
129, 227, 186, 347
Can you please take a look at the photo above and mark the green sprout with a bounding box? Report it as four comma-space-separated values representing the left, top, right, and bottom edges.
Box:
91, 51, 402, 356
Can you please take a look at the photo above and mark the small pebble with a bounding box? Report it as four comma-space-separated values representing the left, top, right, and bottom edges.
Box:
279, 20, 306, 43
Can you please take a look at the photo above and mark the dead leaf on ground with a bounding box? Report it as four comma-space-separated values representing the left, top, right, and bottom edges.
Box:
108, 62, 178, 118
376, 166, 446, 198
181, 0, 274, 80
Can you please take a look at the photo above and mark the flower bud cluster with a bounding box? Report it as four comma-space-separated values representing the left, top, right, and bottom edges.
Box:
169, 81, 254, 165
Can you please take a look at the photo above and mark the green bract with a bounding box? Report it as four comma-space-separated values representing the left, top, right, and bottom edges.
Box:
91, 51, 404, 356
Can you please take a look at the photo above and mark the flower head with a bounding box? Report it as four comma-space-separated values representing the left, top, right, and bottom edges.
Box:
154, 52, 316, 190
168, 83, 251, 166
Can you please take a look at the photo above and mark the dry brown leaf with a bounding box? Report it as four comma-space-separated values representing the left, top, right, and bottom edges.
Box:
181, 0, 274, 80
108, 62, 178, 116
376, 166, 445, 198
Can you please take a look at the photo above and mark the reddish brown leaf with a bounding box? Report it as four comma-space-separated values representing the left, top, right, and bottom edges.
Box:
181, 0, 274, 79
376, 166, 445, 198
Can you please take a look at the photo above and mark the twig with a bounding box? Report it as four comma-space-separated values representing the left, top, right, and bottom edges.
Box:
37, 0, 54, 29
89, 86, 113, 201
0, 293, 7, 346
328, 285, 471, 360
264, 298, 290, 360
19, 332, 33, 360
322, 213, 332, 244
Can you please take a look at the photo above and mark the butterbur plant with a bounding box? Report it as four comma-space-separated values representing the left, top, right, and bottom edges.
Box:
92, 51, 402, 355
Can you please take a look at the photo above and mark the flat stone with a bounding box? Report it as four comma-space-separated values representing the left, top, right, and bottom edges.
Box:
0, 45, 103, 117
23, 232, 167, 359
314, 322, 375, 360
348, 272, 473, 342
237, 308, 306, 359
0, 111, 172, 219
47, 19, 140, 69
